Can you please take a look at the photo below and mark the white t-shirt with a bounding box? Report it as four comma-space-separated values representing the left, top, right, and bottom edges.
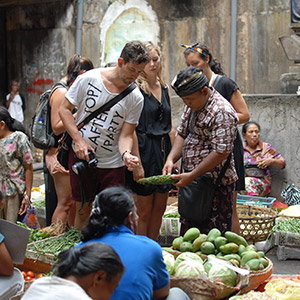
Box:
6, 93, 24, 123
65, 68, 143, 168
22, 276, 92, 300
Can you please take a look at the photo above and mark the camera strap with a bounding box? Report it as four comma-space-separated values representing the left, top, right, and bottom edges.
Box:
78, 82, 137, 211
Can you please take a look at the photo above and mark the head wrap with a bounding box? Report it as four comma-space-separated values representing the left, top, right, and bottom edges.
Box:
171, 67, 209, 97
181, 42, 208, 58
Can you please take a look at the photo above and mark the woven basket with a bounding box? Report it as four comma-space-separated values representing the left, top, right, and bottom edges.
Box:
237, 204, 277, 243
170, 272, 248, 300
238, 257, 273, 294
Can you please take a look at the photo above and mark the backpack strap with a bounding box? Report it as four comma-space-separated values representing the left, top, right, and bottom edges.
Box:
49, 82, 68, 98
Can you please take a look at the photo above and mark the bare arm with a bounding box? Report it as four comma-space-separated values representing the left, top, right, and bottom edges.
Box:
152, 282, 170, 300
257, 156, 286, 170
118, 122, 140, 170
50, 88, 68, 136
230, 89, 250, 124
19, 163, 33, 215
59, 97, 93, 161
0, 240, 14, 276
171, 151, 230, 187
131, 131, 144, 181
5, 91, 16, 109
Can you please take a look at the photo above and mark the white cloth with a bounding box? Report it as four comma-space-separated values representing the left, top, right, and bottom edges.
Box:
22, 276, 92, 300
6, 93, 24, 123
65, 68, 144, 168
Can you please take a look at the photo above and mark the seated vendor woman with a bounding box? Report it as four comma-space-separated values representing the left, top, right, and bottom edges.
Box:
242, 121, 286, 197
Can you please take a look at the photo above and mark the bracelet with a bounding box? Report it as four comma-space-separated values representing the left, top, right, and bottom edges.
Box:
121, 150, 131, 161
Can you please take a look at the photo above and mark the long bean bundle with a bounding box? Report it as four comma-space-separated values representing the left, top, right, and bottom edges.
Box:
29, 227, 81, 258
138, 175, 178, 185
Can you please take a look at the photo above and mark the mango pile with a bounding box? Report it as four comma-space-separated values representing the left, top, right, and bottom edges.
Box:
167, 227, 269, 271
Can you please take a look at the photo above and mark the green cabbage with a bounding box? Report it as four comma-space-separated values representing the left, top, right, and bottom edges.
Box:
174, 260, 206, 278
162, 250, 175, 275
173, 252, 203, 272
208, 264, 238, 287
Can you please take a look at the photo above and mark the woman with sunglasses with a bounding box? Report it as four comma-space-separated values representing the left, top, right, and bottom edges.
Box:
182, 42, 250, 234
125, 41, 176, 240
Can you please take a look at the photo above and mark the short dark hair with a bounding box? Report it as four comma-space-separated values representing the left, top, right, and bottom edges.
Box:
120, 41, 150, 64
53, 242, 124, 281
242, 121, 261, 134
81, 187, 135, 242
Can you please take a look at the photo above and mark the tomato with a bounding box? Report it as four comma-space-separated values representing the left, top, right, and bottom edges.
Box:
26, 271, 35, 278
25, 276, 33, 281
37, 273, 43, 278
21, 271, 27, 278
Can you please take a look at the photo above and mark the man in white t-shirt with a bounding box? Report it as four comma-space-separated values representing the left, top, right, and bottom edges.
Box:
4, 80, 25, 123
59, 41, 150, 229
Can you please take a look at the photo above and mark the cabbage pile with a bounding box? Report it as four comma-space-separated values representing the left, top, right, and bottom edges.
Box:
162, 250, 239, 287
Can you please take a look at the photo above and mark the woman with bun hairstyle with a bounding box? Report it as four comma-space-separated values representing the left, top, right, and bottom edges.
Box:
182, 42, 250, 233
22, 242, 124, 300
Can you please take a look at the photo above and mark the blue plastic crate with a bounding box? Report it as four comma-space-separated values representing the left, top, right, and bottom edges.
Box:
236, 194, 276, 208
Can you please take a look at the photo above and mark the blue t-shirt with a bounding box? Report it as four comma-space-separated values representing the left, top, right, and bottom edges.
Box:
76, 225, 169, 300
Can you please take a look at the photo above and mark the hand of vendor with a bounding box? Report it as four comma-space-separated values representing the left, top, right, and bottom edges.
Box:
256, 157, 272, 169
170, 172, 194, 187
18, 194, 30, 215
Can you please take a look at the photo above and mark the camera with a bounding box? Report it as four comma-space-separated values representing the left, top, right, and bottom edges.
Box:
71, 150, 98, 175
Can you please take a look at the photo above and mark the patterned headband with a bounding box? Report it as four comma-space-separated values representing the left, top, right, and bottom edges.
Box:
181, 43, 207, 58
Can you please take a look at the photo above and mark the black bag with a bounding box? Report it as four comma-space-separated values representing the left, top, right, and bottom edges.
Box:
56, 132, 73, 170
178, 154, 232, 224
57, 83, 136, 170
30, 82, 68, 149
244, 164, 266, 178
179, 174, 215, 224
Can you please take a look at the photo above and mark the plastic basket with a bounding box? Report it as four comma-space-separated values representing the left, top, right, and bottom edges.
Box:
237, 204, 277, 243
237, 194, 276, 209
158, 218, 181, 246
274, 231, 300, 247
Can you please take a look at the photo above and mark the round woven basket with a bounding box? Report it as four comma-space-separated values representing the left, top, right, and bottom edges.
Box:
170, 271, 248, 300
237, 204, 277, 243
238, 257, 273, 294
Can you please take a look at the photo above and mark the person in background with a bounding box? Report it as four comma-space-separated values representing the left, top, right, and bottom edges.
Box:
0, 192, 14, 276
182, 42, 250, 234
125, 41, 176, 240
242, 121, 286, 197
163, 67, 238, 235
22, 242, 124, 300
3, 80, 26, 123
78, 186, 190, 300
0, 107, 33, 223
45, 54, 94, 228
59, 41, 150, 229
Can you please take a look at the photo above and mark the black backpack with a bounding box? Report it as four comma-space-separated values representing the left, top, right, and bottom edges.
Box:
30, 82, 68, 149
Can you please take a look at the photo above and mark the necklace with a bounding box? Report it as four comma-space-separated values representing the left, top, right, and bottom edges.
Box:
209, 72, 217, 87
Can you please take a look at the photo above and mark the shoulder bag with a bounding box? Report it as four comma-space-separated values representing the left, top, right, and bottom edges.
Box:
244, 164, 266, 178
57, 83, 136, 170
178, 110, 232, 224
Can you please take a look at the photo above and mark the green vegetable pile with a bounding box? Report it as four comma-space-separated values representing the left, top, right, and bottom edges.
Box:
269, 217, 300, 235
164, 227, 269, 271
163, 212, 180, 218
27, 227, 81, 259
17, 221, 50, 243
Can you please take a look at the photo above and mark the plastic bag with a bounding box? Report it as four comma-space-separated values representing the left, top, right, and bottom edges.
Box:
22, 205, 40, 229
281, 184, 300, 206
265, 278, 300, 299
